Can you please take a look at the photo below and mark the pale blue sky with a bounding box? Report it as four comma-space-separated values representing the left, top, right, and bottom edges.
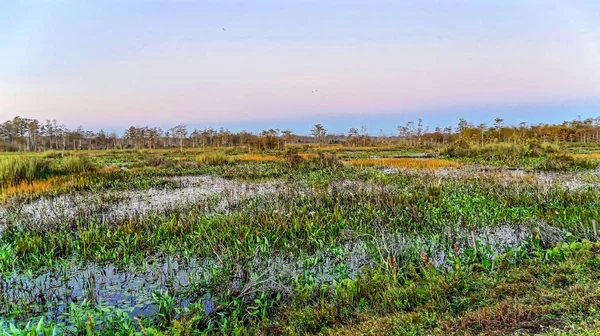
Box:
1, 1, 600, 134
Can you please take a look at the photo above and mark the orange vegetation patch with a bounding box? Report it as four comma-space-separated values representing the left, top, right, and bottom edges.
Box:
298, 153, 319, 159
0, 177, 65, 201
1, 179, 55, 200
345, 158, 461, 170
235, 154, 282, 162
571, 153, 600, 160
0, 175, 95, 202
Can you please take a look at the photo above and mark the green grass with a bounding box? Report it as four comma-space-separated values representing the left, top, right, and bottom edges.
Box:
196, 151, 233, 165
441, 141, 571, 169
0, 156, 50, 186
59, 155, 96, 174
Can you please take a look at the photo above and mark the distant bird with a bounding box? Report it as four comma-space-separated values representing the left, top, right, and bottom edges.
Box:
222, 28, 225, 31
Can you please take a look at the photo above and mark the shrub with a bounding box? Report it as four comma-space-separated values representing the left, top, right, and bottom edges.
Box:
196, 152, 232, 166
61, 155, 96, 174
441, 139, 473, 158
0, 156, 50, 186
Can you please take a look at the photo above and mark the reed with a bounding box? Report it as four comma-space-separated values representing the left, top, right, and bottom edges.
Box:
0, 156, 50, 186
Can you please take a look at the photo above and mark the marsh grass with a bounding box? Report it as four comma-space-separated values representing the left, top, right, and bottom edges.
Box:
442, 141, 562, 167
346, 157, 460, 170
60, 155, 96, 174
0, 156, 50, 186
1, 148, 600, 335
196, 152, 233, 165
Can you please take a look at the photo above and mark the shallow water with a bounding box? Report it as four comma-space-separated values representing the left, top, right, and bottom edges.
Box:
0, 241, 372, 323
1, 257, 208, 320
0, 176, 280, 231
380, 165, 600, 190
0, 172, 566, 325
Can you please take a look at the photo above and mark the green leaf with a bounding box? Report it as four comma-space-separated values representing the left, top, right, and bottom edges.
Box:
36, 317, 44, 332
9, 323, 20, 334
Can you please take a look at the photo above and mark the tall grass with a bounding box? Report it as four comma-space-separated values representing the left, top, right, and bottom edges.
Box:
196, 152, 232, 165
0, 157, 50, 186
61, 155, 96, 174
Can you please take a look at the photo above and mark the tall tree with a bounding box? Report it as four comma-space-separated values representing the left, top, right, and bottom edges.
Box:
310, 124, 327, 145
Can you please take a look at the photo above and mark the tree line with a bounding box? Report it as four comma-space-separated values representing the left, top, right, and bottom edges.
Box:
1, 115, 599, 152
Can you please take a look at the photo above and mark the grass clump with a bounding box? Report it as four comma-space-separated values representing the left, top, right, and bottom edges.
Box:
0, 156, 50, 186
60, 155, 96, 174
196, 152, 232, 165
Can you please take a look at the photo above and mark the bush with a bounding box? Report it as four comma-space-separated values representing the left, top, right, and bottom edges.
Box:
538, 154, 598, 171
196, 152, 232, 166
61, 155, 96, 174
0, 156, 50, 186
441, 139, 473, 158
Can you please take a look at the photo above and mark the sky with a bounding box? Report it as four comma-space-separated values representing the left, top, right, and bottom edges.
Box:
1, 0, 600, 134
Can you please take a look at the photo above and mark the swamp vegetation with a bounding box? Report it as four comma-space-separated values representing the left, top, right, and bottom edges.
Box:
0, 143, 599, 335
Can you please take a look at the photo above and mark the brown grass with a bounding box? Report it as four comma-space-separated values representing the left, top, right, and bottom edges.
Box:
443, 300, 555, 334
345, 158, 461, 170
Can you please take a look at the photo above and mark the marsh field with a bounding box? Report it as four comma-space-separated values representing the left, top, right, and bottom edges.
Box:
1, 143, 600, 335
